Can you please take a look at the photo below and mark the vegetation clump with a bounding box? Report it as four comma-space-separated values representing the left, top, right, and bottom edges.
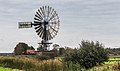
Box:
64, 40, 109, 69
14, 42, 35, 55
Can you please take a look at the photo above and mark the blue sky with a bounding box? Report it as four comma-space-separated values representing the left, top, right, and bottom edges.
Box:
0, 0, 120, 52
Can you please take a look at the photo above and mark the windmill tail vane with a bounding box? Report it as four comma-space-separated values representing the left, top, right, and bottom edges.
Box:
18, 22, 32, 28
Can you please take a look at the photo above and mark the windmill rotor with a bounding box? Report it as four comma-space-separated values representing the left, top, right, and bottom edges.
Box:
34, 6, 60, 41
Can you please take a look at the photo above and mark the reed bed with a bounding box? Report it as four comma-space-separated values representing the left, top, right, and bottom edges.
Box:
0, 56, 82, 71
0, 56, 119, 71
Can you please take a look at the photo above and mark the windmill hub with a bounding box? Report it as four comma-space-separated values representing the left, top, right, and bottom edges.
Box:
44, 21, 48, 25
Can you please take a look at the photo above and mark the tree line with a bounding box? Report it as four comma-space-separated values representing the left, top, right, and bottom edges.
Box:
14, 40, 109, 69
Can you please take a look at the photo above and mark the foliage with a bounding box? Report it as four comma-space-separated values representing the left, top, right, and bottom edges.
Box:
0, 56, 82, 71
112, 63, 120, 70
64, 40, 109, 69
14, 42, 35, 55
52, 44, 59, 50
36, 55, 50, 60
59, 48, 65, 56
106, 48, 120, 55
0, 56, 120, 71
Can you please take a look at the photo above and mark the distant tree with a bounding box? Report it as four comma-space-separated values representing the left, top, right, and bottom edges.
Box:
14, 42, 35, 55
106, 47, 120, 55
30, 46, 35, 50
64, 47, 74, 53
64, 40, 109, 69
59, 48, 65, 55
37, 44, 44, 52
51, 44, 60, 56
52, 44, 59, 50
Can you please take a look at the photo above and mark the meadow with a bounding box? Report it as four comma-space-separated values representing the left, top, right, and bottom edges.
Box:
0, 56, 120, 71
0, 67, 23, 71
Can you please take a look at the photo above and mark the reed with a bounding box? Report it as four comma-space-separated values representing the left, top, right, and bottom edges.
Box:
0, 56, 82, 71
0, 56, 119, 71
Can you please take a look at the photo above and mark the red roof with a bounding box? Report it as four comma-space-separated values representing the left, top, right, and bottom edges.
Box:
26, 50, 36, 54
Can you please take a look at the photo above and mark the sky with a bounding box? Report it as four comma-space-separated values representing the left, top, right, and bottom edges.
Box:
0, 0, 120, 52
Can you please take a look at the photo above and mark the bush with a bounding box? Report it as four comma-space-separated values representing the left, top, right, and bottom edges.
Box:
64, 40, 109, 69
113, 63, 120, 70
36, 55, 50, 60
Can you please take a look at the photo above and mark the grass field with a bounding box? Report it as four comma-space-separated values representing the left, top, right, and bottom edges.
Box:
105, 57, 120, 65
0, 67, 23, 71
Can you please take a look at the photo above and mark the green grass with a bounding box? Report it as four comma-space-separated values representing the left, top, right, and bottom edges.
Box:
0, 67, 23, 71
105, 57, 120, 65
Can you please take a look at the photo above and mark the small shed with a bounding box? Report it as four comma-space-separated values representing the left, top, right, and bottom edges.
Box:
26, 50, 36, 54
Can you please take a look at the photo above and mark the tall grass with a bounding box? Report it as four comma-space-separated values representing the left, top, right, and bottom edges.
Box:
0, 56, 120, 71
0, 56, 83, 71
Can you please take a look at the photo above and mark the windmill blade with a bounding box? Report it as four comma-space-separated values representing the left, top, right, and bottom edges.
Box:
47, 6, 50, 19
49, 8, 54, 20
36, 27, 42, 35
36, 26, 42, 33
50, 21, 57, 25
48, 7, 52, 18
35, 14, 42, 20
37, 28, 43, 38
40, 7, 45, 18
45, 6, 47, 18
37, 30, 41, 36
50, 26, 58, 34
37, 27, 43, 36
34, 21, 42, 25
50, 30, 55, 38
36, 12, 43, 20
42, 6, 46, 17
50, 19, 60, 25
35, 25, 41, 30
34, 17, 41, 21
40, 7, 44, 18
50, 21, 60, 25
51, 32, 55, 38
50, 29, 55, 38
49, 12, 58, 21
39, 28, 44, 38
51, 15, 59, 22
38, 9, 44, 19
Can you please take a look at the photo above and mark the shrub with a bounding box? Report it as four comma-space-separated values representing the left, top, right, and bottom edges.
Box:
36, 55, 50, 60
113, 63, 120, 70
64, 40, 109, 69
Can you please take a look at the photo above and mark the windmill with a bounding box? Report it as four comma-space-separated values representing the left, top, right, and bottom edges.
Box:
18, 6, 60, 51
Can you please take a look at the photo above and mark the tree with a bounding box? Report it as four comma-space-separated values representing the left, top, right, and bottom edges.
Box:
52, 44, 59, 50
14, 42, 35, 55
64, 40, 109, 69
59, 48, 65, 55
30, 46, 35, 50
